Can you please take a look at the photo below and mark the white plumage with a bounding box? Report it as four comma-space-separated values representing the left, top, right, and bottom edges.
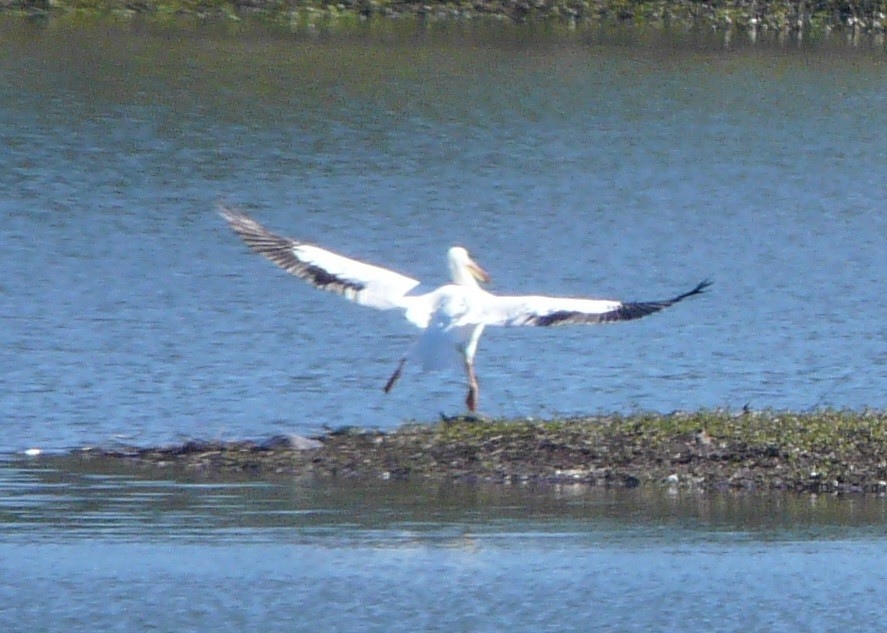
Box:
220, 206, 710, 412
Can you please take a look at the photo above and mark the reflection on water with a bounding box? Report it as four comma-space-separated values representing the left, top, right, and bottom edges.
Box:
3, 454, 887, 543
2, 455, 887, 632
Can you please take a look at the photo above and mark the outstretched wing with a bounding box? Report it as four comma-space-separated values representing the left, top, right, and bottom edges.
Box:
219, 206, 421, 311
480, 281, 712, 327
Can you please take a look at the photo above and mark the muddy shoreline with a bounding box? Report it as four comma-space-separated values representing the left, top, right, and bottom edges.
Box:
65, 410, 887, 494
2, 0, 886, 36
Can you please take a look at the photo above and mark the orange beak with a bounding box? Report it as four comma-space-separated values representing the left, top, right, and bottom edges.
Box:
468, 259, 491, 284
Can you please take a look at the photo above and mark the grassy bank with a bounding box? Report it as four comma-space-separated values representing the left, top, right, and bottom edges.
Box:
73, 409, 887, 494
3, 0, 886, 35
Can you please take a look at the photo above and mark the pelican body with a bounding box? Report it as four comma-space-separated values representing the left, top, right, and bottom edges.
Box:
220, 206, 710, 412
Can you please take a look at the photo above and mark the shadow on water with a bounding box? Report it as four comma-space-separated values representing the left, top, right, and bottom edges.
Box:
2, 453, 886, 543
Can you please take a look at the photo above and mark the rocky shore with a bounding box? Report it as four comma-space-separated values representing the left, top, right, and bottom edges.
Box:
2, 0, 885, 36
71, 409, 887, 494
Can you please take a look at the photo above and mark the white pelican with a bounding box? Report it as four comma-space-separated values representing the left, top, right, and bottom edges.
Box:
220, 206, 710, 412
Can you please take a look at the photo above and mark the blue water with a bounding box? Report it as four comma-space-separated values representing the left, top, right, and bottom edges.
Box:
1, 23, 885, 452
2, 454, 887, 632
5, 539, 886, 632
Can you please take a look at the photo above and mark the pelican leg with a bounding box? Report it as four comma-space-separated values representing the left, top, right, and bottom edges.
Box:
383, 357, 407, 393
462, 324, 485, 413
464, 359, 479, 412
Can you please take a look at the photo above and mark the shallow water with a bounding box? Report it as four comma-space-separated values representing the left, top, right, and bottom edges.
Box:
2, 453, 887, 632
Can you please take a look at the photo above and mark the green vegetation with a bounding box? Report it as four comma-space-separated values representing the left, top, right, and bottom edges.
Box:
2, 0, 885, 34
73, 409, 887, 493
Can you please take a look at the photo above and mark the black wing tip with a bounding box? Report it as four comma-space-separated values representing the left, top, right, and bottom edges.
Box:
217, 205, 289, 245
217, 202, 237, 218
672, 279, 712, 303
217, 203, 253, 226
692, 279, 713, 295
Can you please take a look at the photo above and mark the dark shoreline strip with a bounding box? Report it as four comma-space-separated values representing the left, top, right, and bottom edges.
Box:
2, 0, 886, 35
67, 410, 887, 494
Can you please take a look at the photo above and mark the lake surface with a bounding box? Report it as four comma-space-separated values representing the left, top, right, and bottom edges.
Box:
1, 20, 885, 451
2, 451, 887, 632
0, 19, 885, 631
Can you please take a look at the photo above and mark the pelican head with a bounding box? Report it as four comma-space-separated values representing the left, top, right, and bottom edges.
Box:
447, 246, 490, 287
